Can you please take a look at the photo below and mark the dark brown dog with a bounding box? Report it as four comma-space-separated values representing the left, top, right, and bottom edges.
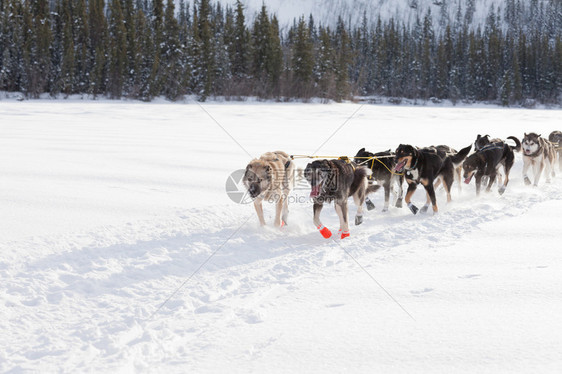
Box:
304, 159, 372, 239
463, 137, 521, 195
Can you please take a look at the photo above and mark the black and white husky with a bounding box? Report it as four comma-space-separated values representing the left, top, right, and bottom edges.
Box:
521, 133, 556, 186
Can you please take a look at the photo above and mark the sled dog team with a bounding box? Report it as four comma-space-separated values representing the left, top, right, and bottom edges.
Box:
242, 131, 562, 239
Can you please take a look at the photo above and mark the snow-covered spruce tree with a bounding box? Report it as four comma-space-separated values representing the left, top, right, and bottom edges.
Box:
315, 25, 336, 101
147, 0, 164, 99
251, 4, 271, 97
194, 0, 215, 101
228, 0, 251, 94
24, 0, 52, 97
88, 0, 107, 97
61, 0, 76, 96
0, 0, 24, 92
290, 17, 314, 99
134, 7, 154, 100
123, 0, 138, 97
334, 17, 351, 102
161, 0, 184, 100
107, 0, 127, 99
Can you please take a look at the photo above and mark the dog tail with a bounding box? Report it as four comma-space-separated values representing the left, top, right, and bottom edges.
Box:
449, 144, 472, 167
366, 184, 381, 195
507, 136, 521, 152
350, 166, 371, 196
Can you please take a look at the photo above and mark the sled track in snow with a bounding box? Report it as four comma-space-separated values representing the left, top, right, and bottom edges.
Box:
2, 173, 561, 370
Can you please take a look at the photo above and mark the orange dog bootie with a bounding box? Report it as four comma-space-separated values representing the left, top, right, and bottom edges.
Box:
317, 225, 332, 239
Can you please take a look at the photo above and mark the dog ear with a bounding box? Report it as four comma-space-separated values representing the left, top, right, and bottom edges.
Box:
476, 134, 481, 140
358, 147, 365, 153
243, 164, 254, 180
244, 164, 252, 177
538, 134, 541, 137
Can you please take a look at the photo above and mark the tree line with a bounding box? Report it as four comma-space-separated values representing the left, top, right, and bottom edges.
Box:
0, 0, 560, 105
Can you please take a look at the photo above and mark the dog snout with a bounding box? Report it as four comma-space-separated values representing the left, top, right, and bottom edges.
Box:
248, 183, 261, 198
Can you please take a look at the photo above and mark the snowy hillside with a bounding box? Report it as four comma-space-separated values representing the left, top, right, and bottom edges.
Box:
218, 0, 509, 29
1, 100, 562, 372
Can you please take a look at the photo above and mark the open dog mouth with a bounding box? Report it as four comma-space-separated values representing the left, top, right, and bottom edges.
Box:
394, 159, 407, 172
464, 174, 473, 184
310, 184, 321, 198
524, 148, 532, 155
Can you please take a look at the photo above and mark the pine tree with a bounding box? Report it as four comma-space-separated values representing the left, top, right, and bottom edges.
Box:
420, 10, 434, 99
89, 0, 108, 96
511, 51, 523, 105
500, 70, 512, 106
211, 2, 231, 96
334, 17, 351, 101
316, 26, 336, 100
291, 17, 314, 98
198, 0, 215, 101
465, 0, 476, 26
148, 0, 165, 98
123, 0, 137, 96
25, 0, 52, 97
231, 0, 250, 81
60, 0, 75, 96
108, 0, 127, 98
135, 7, 154, 100
251, 5, 271, 95
162, 0, 183, 100
0, 0, 24, 91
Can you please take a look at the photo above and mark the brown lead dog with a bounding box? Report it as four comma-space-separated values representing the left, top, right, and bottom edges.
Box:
304, 159, 373, 239
243, 151, 295, 227
394, 144, 471, 215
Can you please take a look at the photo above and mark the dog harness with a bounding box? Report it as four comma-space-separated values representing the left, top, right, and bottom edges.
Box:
478, 144, 504, 153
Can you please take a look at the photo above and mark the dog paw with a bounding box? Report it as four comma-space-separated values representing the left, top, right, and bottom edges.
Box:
498, 186, 506, 195
317, 225, 332, 239
365, 198, 375, 211
381, 207, 389, 213
355, 215, 363, 225
407, 202, 419, 215
340, 230, 350, 239
524, 176, 531, 185
395, 200, 403, 208
420, 204, 429, 214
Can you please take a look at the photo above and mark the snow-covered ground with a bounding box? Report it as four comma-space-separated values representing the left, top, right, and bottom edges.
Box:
1, 100, 561, 372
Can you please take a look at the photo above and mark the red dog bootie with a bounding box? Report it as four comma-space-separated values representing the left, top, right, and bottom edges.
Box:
317, 225, 332, 239
340, 230, 350, 239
